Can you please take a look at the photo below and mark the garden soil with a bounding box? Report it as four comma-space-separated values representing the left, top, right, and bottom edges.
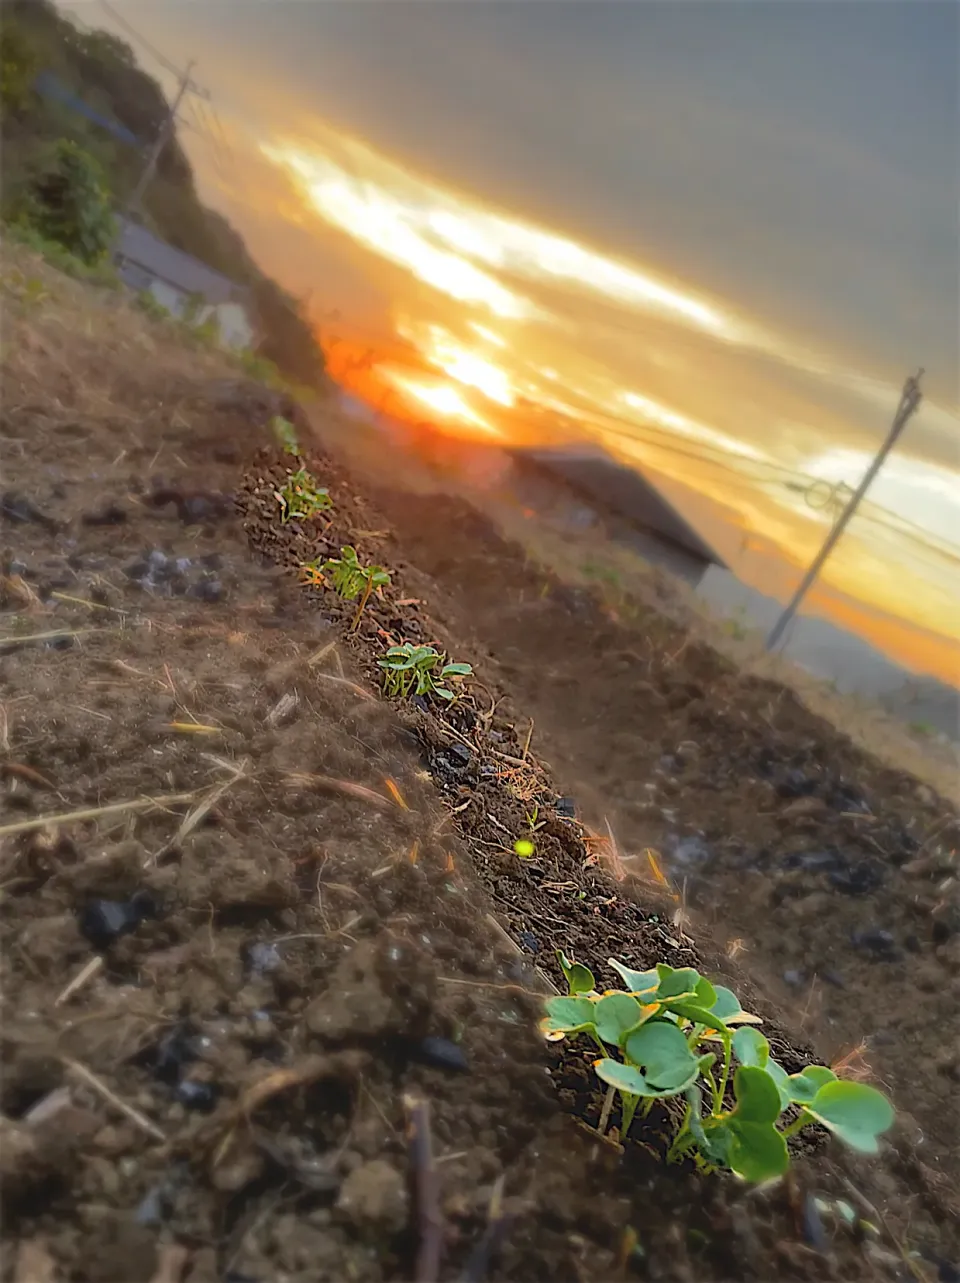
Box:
2, 256, 958, 1282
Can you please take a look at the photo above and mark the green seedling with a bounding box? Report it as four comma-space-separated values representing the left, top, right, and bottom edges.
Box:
272, 415, 300, 456
307, 545, 391, 629
275, 467, 333, 523
377, 643, 473, 702
542, 952, 895, 1184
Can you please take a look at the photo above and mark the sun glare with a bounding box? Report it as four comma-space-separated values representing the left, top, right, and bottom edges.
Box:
397, 317, 515, 407
382, 369, 500, 437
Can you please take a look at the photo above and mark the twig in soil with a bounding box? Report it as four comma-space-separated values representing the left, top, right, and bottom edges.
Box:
281, 772, 396, 809
404, 1094, 443, 1283
0, 627, 100, 648
14, 1239, 58, 1283
384, 777, 409, 809
55, 955, 104, 1007
237, 1055, 336, 1117
597, 1084, 616, 1138
314, 673, 375, 700
0, 791, 199, 839
307, 640, 338, 668
521, 719, 534, 760
50, 591, 129, 615
604, 817, 627, 882
1, 761, 58, 791
62, 1057, 166, 1142
459, 1175, 508, 1283
154, 759, 249, 860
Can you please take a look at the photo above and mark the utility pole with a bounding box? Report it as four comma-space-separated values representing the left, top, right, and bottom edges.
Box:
111, 59, 207, 254
765, 367, 924, 653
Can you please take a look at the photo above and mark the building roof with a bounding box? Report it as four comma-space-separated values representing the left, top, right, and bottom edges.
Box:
116, 219, 243, 306
513, 446, 728, 570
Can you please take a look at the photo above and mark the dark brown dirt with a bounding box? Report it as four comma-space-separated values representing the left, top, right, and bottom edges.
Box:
2, 256, 957, 1282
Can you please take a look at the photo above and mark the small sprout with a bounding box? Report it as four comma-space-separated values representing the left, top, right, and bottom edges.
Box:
312, 546, 391, 628
514, 838, 535, 858
271, 415, 300, 455
275, 467, 332, 523
543, 953, 895, 1182
378, 643, 472, 701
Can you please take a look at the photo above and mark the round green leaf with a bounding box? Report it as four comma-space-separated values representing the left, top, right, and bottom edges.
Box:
709, 985, 763, 1026
786, 1065, 837, 1104
607, 958, 659, 995
594, 993, 647, 1046
557, 951, 596, 995
765, 1059, 792, 1108
594, 1058, 650, 1097
727, 1119, 790, 1182
807, 1081, 895, 1154
666, 998, 728, 1029
732, 1026, 770, 1069
624, 1020, 700, 1092
542, 996, 596, 1034
655, 965, 701, 1000
733, 1066, 783, 1124
694, 975, 718, 1008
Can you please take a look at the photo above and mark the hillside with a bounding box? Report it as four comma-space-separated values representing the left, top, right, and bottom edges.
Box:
0, 0, 327, 390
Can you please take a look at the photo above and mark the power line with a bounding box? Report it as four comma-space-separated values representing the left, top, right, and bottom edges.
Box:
98, 1, 182, 79
766, 368, 925, 651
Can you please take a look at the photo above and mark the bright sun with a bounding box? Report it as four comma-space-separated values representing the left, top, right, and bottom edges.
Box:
383, 369, 501, 437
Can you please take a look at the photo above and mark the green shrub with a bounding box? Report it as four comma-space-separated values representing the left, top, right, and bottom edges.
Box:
4, 222, 118, 287
22, 139, 115, 264
543, 953, 895, 1182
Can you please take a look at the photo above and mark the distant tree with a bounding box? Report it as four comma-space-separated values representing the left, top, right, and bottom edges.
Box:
0, 14, 40, 116
26, 138, 115, 262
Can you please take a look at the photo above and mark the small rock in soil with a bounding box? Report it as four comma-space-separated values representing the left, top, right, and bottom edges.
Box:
191, 577, 225, 603
1, 490, 57, 529
555, 796, 577, 817
776, 769, 819, 799
415, 1036, 469, 1073
78, 890, 158, 950
149, 488, 232, 524
147, 1023, 200, 1084
828, 860, 886, 895
245, 941, 282, 975
826, 783, 871, 813
851, 928, 900, 961
175, 1079, 220, 1112
784, 849, 844, 875
336, 1158, 408, 1234
820, 969, 846, 988
669, 834, 712, 868
82, 503, 127, 526
518, 931, 540, 953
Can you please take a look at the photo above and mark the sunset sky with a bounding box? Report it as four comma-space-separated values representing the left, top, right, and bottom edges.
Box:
71, 1, 960, 683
